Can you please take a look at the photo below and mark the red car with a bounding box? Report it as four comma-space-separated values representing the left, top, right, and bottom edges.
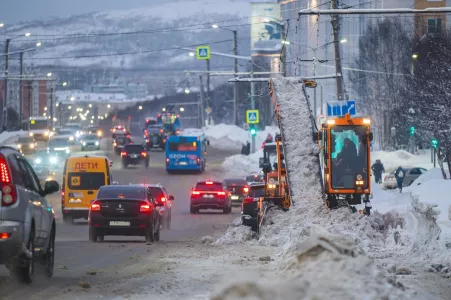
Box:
190, 180, 232, 214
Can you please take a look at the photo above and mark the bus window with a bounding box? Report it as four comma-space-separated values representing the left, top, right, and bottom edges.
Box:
168, 141, 198, 152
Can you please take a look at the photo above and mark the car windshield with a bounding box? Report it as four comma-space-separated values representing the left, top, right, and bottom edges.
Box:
147, 127, 163, 134
195, 182, 223, 191
246, 174, 263, 182
97, 186, 145, 200
82, 135, 98, 140
18, 137, 34, 143
68, 172, 105, 190
49, 139, 69, 146
224, 179, 247, 186
330, 125, 369, 189
248, 185, 265, 197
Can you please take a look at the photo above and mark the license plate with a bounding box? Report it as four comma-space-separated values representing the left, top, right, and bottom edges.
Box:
231, 195, 239, 200
203, 194, 214, 198
179, 162, 187, 165
131, 154, 138, 158
109, 221, 130, 226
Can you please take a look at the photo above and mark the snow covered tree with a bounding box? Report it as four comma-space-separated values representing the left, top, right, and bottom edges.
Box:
351, 19, 412, 149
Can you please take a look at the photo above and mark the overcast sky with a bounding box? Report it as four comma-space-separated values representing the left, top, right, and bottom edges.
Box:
2, 0, 169, 24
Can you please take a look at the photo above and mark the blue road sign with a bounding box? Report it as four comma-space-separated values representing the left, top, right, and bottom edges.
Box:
246, 110, 259, 124
196, 46, 210, 60
326, 100, 356, 117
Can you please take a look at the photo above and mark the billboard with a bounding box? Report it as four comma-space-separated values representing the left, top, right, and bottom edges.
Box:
251, 2, 282, 52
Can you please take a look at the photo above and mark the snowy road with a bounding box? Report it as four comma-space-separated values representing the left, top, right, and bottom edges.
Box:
0, 136, 257, 299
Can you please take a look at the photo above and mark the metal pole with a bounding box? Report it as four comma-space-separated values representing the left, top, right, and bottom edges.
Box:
50, 87, 54, 129
330, 0, 345, 100
434, 148, 436, 168
28, 80, 32, 130
199, 75, 205, 128
19, 52, 24, 127
233, 30, 238, 126
320, 85, 323, 114
313, 49, 317, 118
250, 69, 256, 153
2, 39, 11, 129
281, 24, 287, 77
59, 102, 62, 126
206, 59, 211, 125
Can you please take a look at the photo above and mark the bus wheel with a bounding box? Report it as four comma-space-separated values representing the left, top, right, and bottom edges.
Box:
326, 195, 338, 209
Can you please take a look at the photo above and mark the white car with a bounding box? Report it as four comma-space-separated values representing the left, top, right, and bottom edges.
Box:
383, 168, 427, 189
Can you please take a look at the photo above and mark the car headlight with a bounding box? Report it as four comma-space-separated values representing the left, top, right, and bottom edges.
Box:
69, 136, 74, 141
82, 141, 86, 146
356, 174, 363, 180
65, 148, 70, 154
30, 143, 35, 148
95, 141, 99, 146
97, 131, 102, 137
44, 131, 49, 136
50, 157, 57, 164
17, 144, 22, 148
29, 132, 34, 136
35, 158, 42, 164
76, 132, 81, 137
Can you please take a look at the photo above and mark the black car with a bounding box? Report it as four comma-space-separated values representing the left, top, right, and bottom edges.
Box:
241, 183, 265, 231
144, 126, 166, 151
121, 144, 149, 169
113, 136, 132, 154
224, 178, 249, 207
190, 180, 232, 214
88, 185, 161, 242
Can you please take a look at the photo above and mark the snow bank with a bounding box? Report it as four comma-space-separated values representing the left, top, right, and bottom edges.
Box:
0, 130, 25, 145
221, 149, 262, 175
405, 167, 446, 188
183, 124, 279, 151
372, 150, 432, 172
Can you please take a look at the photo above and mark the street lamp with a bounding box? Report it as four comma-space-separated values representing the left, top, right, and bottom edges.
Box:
0, 23, 4, 28
412, 53, 419, 59
184, 88, 190, 94
189, 52, 195, 57
138, 105, 142, 110
180, 107, 185, 112
212, 24, 219, 29
62, 82, 67, 86
70, 96, 75, 101
46, 72, 52, 77
340, 38, 348, 43
88, 104, 92, 108
24, 32, 31, 37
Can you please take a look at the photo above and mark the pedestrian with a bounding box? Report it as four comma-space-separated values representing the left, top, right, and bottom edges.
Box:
241, 143, 246, 155
371, 159, 385, 184
245, 141, 251, 155
394, 166, 405, 193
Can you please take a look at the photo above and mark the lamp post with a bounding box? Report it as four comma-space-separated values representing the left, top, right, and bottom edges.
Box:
212, 24, 239, 125
2, 32, 32, 129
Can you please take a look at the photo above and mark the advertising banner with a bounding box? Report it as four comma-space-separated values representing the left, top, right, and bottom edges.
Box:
251, 2, 281, 52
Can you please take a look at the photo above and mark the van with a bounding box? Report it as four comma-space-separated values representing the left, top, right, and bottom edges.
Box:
62, 155, 114, 224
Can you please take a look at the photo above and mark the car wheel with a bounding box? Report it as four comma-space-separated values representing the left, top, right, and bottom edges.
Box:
89, 227, 98, 242
145, 223, 154, 243
63, 215, 74, 225
190, 206, 197, 214
12, 227, 35, 284
154, 222, 160, 242
98, 235, 104, 242
44, 226, 55, 278
223, 206, 229, 214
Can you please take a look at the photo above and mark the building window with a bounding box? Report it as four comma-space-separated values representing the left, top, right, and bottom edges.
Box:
427, 18, 442, 34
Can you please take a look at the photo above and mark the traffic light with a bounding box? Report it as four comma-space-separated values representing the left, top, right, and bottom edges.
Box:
250, 124, 257, 136
431, 138, 438, 148
409, 126, 415, 136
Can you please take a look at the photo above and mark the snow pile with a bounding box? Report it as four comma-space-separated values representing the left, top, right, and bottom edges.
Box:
372, 150, 432, 172
405, 167, 446, 188
183, 124, 279, 151
221, 149, 263, 175
213, 234, 405, 300
216, 218, 254, 245
0, 130, 25, 145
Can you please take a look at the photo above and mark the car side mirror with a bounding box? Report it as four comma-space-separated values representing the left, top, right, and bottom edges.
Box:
109, 161, 113, 167
206, 140, 210, 146
168, 195, 175, 201
44, 180, 59, 195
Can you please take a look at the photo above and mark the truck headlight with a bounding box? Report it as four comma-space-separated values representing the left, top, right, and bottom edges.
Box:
95, 141, 99, 146
82, 142, 86, 146
17, 144, 22, 148
97, 131, 102, 137
44, 131, 49, 136
69, 136, 74, 141
356, 174, 363, 180
35, 158, 42, 164
30, 143, 35, 148
29, 132, 34, 136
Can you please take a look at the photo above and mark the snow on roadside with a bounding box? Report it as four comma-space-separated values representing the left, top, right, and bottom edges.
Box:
183, 124, 279, 151
372, 150, 433, 172
0, 130, 25, 145
221, 149, 262, 175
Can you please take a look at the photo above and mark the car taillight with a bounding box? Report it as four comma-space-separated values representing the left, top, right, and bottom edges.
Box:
160, 129, 164, 133
192, 191, 201, 196
141, 152, 147, 157
243, 187, 249, 193
163, 139, 166, 143
0, 156, 16, 207
197, 158, 200, 165
243, 197, 254, 205
0, 232, 11, 239
166, 158, 169, 164
90, 202, 100, 211
140, 204, 151, 212
113, 142, 117, 146
161, 197, 166, 202
121, 152, 127, 156
206, 181, 213, 185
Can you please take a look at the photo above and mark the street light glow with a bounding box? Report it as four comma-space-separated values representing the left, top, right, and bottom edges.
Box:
36, 42, 42, 47
162, 108, 166, 112
184, 88, 190, 94
25, 32, 31, 37
189, 52, 195, 57
68, 106, 72, 109
282, 40, 290, 45
180, 107, 185, 112
107, 104, 111, 108
0, 23, 4, 28
412, 53, 419, 59
62, 82, 67, 86
138, 105, 142, 110
46, 72, 52, 77
340, 38, 348, 43
88, 104, 92, 108
212, 24, 219, 28
70, 96, 75, 101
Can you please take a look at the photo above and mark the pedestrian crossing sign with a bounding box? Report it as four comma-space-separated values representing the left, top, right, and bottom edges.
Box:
196, 46, 210, 60
246, 110, 259, 124
71, 176, 80, 186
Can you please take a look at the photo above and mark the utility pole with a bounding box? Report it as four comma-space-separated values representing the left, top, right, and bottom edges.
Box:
281, 23, 287, 77
59, 103, 62, 127
250, 70, 256, 153
19, 52, 24, 127
199, 75, 206, 128
2, 39, 11, 129
313, 50, 318, 118
330, 0, 345, 100
49, 87, 54, 129
206, 59, 211, 125
233, 30, 238, 126
27, 80, 32, 131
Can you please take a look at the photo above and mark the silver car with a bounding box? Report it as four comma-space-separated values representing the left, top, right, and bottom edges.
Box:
383, 167, 427, 189
80, 134, 101, 151
0, 146, 60, 283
